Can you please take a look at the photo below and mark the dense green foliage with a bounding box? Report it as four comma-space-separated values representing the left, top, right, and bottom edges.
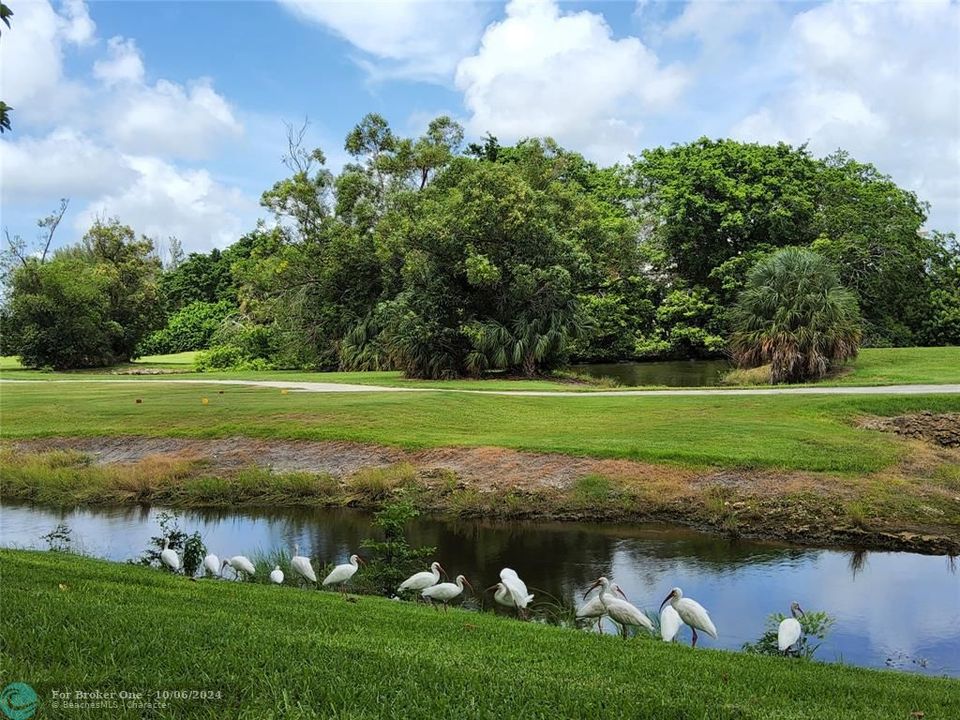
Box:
2, 219, 161, 368
4, 551, 957, 719
3, 115, 957, 373
730, 248, 862, 383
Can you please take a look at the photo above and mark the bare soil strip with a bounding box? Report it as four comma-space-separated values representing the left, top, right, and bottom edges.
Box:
7, 434, 959, 555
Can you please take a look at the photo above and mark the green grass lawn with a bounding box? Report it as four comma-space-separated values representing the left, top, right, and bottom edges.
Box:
3, 346, 957, 390
836, 347, 960, 386
2, 551, 955, 720
1, 379, 957, 472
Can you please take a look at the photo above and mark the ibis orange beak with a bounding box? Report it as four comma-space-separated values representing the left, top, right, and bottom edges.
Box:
583, 578, 602, 600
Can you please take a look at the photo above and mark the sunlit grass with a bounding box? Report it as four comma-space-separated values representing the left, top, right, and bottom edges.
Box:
2, 550, 956, 720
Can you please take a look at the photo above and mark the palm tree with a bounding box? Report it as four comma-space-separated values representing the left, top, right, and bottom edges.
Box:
729, 247, 862, 383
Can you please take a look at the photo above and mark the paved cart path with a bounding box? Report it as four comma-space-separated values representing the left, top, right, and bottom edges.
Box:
2, 378, 958, 397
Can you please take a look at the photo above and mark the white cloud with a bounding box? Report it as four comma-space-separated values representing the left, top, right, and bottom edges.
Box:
278, 0, 488, 81
0, 128, 136, 201
60, 0, 96, 46
0, 0, 89, 121
0, 2, 257, 251
93, 36, 145, 86
729, 0, 960, 231
107, 77, 243, 159
455, 0, 687, 163
75, 156, 260, 251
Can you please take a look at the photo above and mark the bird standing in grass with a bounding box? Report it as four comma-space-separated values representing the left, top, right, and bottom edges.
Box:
323, 554, 364, 596
422, 574, 473, 611
577, 580, 627, 633
291, 544, 318, 586
202, 553, 220, 578
499, 568, 534, 617
270, 565, 284, 585
221, 555, 256, 581
585, 577, 654, 637
398, 561, 445, 598
160, 538, 180, 573
659, 587, 717, 647
660, 604, 683, 642
778, 602, 804, 653
487, 582, 517, 610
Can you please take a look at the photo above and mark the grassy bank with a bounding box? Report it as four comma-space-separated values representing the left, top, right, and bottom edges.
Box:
2, 346, 958, 389
1, 551, 956, 720
2, 380, 958, 471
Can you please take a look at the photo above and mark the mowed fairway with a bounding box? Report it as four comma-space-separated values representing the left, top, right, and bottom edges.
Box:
2, 380, 959, 472
2, 551, 957, 720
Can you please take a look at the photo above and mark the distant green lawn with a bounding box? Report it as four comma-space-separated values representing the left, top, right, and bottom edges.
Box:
2, 551, 955, 720
2, 379, 957, 472
2, 346, 957, 390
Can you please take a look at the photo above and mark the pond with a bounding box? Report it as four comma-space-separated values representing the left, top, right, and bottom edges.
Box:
572, 360, 731, 387
2, 502, 958, 677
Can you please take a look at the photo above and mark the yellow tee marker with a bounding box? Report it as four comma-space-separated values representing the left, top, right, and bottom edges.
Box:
201, 397, 209, 405
281, 389, 289, 395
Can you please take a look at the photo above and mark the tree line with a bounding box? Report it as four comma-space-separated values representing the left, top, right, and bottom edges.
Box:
3, 114, 958, 381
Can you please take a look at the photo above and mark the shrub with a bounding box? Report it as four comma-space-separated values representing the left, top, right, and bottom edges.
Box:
137, 300, 233, 355
359, 497, 436, 596
742, 609, 834, 658
730, 248, 862, 383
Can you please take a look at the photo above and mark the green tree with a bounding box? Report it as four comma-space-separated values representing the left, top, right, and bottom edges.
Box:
4, 257, 112, 369
811, 152, 936, 345
4, 218, 161, 369
629, 138, 820, 288
730, 248, 862, 384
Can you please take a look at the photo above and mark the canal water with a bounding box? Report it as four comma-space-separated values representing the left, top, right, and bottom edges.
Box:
2, 503, 957, 677
572, 360, 730, 387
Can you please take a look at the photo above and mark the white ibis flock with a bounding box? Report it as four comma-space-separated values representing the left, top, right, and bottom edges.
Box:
162, 543, 807, 651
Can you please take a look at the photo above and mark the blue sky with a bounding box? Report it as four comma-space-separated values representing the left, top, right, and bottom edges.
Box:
2, 0, 958, 255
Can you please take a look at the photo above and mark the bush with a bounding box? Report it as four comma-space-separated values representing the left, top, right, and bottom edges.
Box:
359, 497, 436, 596
193, 320, 278, 371
137, 300, 233, 355
742, 609, 834, 658
730, 248, 862, 383
137, 512, 206, 576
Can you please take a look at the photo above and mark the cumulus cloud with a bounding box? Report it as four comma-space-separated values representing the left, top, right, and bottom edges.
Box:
0, 128, 137, 201
729, 0, 960, 231
454, 0, 687, 163
75, 156, 260, 252
93, 36, 145, 86
1, 1, 255, 251
278, 0, 488, 81
106, 77, 243, 159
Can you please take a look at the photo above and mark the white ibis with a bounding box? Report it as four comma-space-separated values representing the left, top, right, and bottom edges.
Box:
291, 544, 318, 586
323, 554, 364, 596
585, 577, 654, 638
487, 582, 516, 609
576, 580, 627, 633
659, 587, 717, 647
221, 555, 256, 581
160, 538, 180, 573
422, 574, 473, 611
202, 553, 220, 577
270, 565, 285, 585
660, 604, 683, 642
499, 568, 534, 616
778, 601, 804, 653
398, 562, 446, 598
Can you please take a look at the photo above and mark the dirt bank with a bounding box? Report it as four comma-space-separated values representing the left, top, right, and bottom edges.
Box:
857, 412, 960, 448
5, 435, 959, 555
